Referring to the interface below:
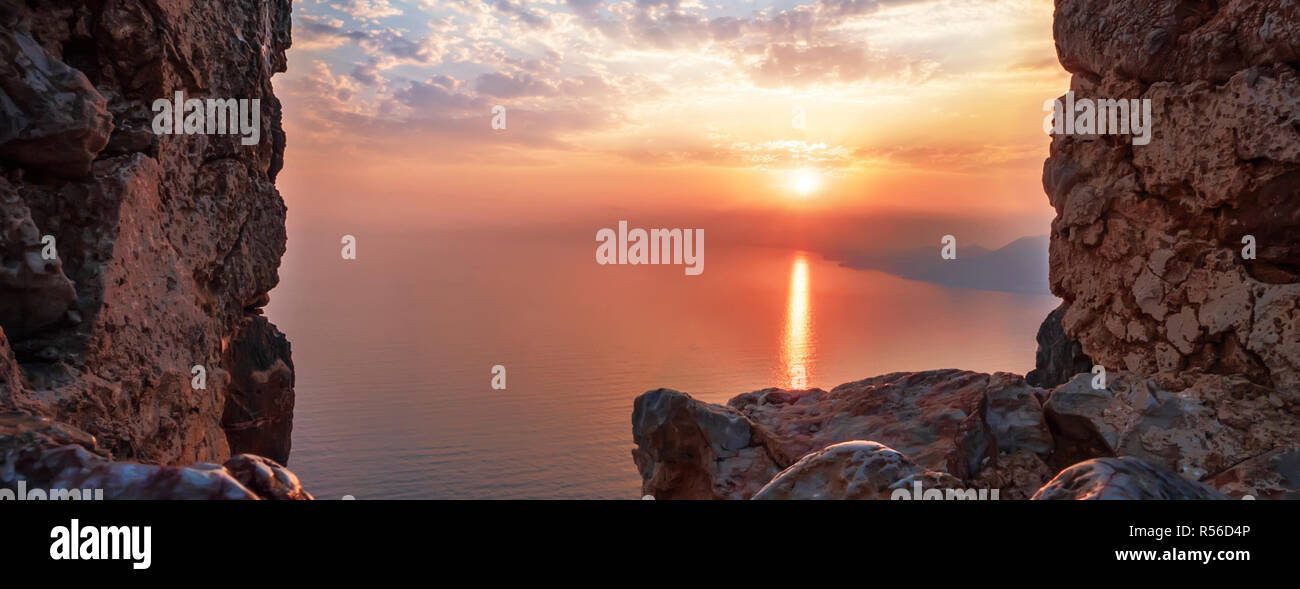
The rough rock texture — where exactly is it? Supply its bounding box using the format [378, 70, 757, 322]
[0, 1, 304, 497]
[1032, 457, 1228, 500]
[1047, 0, 1300, 396]
[1206, 445, 1300, 499]
[0, 412, 310, 499]
[221, 316, 294, 465]
[631, 388, 778, 500]
[732, 370, 1053, 474]
[1044, 371, 1299, 481]
[1040, 0, 1300, 498]
[752, 441, 966, 500]
[1026, 302, 1093, 388]
[632, 370, 1057, 499]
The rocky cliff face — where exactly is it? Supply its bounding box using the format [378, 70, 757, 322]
[1046, 0, 1300, 396]
[633, 0, 1298, 500]
[0, 0, 305, 499]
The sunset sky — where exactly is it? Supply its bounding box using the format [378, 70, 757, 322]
[275, 0, 1068, 250]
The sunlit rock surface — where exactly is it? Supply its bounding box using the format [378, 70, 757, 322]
[632, 388, 779, 500]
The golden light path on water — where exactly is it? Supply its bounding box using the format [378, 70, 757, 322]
[782, 253, 814, 388]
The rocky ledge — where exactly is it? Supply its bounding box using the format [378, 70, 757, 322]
[0, 0, 307, 498]
[632, 0, 1298, 500]
[632, 369, 1297, 500]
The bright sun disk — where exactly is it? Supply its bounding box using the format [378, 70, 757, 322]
[789, 168, 822, 196]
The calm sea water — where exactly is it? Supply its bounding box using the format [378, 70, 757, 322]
[266, 231, 1059, 499]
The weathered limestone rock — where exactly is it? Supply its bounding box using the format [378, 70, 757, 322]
[1037, 0, 1300, 500]
[1206, 445, 1300, 500]
[222, 316, 295, 464]
[752, 441, 964, 500]
[222, 453, 312, 500]
[1043, 371, 1299, 488]
[0, 1, 306, 498]
[948, 373, 1054, 484]
[969, 450, 1055, 501]
[0, 26, 112, 176]
[1027, 302, 1093, 388]
[0, 412, 310, 499]
[0, 329, 29, 411]
[1046, 0, 1300, 397]
[731, 370, 1053, 475]
[1032, 457, 1229, 500]
[633, 370, 1057, 499]
[0, 177, 77, 340]
[631, 388, 778, 500]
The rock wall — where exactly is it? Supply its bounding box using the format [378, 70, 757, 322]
[1045, 0, 1300, 395]
[0, 0, 300, 497]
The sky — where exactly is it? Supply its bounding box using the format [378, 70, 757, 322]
[273, 0, 1069, 251]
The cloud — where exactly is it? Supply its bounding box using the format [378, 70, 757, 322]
[339, 0, 404, 22]
[474, 71, 560, 98]
[749, 43, 938, 88]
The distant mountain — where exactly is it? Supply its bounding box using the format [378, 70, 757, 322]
[828, 235, 1050, 294]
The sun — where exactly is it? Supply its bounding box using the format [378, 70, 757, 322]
[788, 168, 822, 197]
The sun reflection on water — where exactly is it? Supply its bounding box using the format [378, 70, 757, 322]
[781, 253, 814, 388]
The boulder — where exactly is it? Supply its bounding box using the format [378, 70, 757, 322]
[753, 441, 965, 500]
[631, 388, 778, 500]
[731, 370, 1052, 475]
[1032, 457, 1229, 500]
[1043, 371, 1299, 490]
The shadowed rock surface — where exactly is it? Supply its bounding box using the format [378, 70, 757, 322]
[1026, 302, 1093, 388]
[0, 412, 310, 499]
[1032, 457, 1228, 500]
[0, 1, 305, 498]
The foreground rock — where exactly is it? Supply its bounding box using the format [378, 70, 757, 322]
[1044, 371, 1299, 483]
[1206, 445, 1300, 500]
[632, 370, 1057, 499]
[0, 1, 305, 497]
[0, 412, 310, 500]
[732, 370, 1053, 472]
[1032, 457, 1228, 500]
[631, 388, 778, 500]
[753, 441, 965, 500]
